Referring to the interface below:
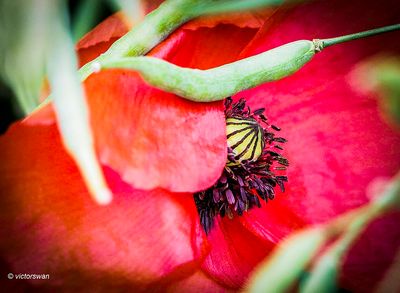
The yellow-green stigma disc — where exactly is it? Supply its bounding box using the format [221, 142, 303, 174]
[226, 117, 264, 165]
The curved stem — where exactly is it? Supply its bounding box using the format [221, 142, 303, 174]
[78, 0, 197, 81]
[79, 0, 284, 81]
[98, 40, 316, 102]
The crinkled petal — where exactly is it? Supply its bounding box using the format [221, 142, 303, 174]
[77, 13, 131, 66]
[180, 10, 273, 31]
[77, 9, 267, 66]
[153, 24, 260, 69]
[84, 70, 226, 192]
[77, 12, 130, 51]
[0, 123, 202, 290]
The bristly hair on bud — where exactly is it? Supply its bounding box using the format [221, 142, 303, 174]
[194, 98, 288, 234]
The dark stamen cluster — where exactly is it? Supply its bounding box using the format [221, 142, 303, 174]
[194, 98, 288, 234]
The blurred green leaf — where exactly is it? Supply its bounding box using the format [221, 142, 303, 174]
[46, 1, 112, 205]
[108, 0, 143, 23]
[0, 0, 111, 204]
[300, 250, 338, 293]
[0, 0, 50, 115]
[246, 228, 327, 293]
[72, 0, 105, 41]
[247, 174, 400, 293]
[190, 0, 284, 15]
[374, 60, 400, 125]
[351, 56, 400, 126]
[302, 175, 400, 293]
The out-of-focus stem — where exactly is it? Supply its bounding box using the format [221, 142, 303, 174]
[47, 1, 112, 205]
[301, 173, 400, 293]
[246, 172, 399, 293]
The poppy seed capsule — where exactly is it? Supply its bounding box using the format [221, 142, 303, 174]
[194, 98, 288, 234]
[226, 117, 265, 164]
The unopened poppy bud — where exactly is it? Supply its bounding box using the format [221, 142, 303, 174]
[98, 24, 400, 103]
[98, 40, 316, 102]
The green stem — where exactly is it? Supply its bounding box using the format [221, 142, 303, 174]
[301, 174, 400, 293]
[35, 0, 285, 110]
[98, 23, 400, 103]
[332, 174, 400, 244]
[38, 0, 202, 107]
[78, 0, 198, 81]
[314, 23, 400, 51]
[79, 0, 284, 81]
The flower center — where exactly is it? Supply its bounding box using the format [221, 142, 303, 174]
[194, 98, 288, 234]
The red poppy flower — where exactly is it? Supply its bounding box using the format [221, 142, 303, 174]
[1, 0, 400, 292]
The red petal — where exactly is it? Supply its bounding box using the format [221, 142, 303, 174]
[77, 13, 130, 50]
[180, 10, 272, 31]
[228, 0, 400, 289]
[166, 270, 233, 293]
[148, 11, 268, 64]
[84, 19, 260, 192]
[77, 10, 268, 67]
[151, 24, 260, 69]
[27, 13, 263, 193]
[84, 70, 226, 192]
[199, 217, 276, 288]
[0, 123, 202, 290]
[77, 13, 131, 66]
[143, 1, 272, 30]
[79, 39, 121, 68]
[234, 0, 400, 222]
[238, 200, 307, 243]
[27, 12, 264, 193]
